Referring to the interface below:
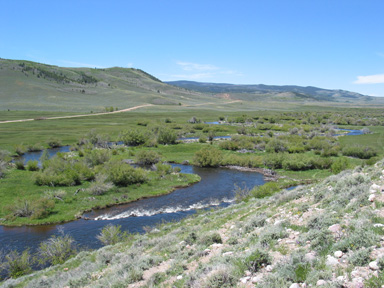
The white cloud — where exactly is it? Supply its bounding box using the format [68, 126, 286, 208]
[354, 74, 384, 84]
[58, 60, 104, 68]
[168, 73, 215, 80]
[177, 61, 219, 71]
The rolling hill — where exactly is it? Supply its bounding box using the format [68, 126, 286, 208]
[0, 59, 213, 112]
[166, 80, 384, 104]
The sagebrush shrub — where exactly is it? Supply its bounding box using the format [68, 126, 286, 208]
[38, 233, 77, 265]
[97, 224, 127, 245]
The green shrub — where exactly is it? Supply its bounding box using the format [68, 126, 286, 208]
[331, 157, 350, 174]
[97, 224, 128, 245]
[157, 128, 177, 144]
[199, 232, 222, 246]
[219, 140, 239, 151]
[154, 163, 173, 177]
[84, 149, 111, 167]
[194, 147, 222, 167]
[26, 160, 39, 171]
[265, 138, 288, 153]
[245, 249, 271, 272]
[7, 199, 34, 218]
[263, 153, 285, 169]
[342, 145, 378, 159]
[35, 157, 94, 186]
[251, 182, 280, 199]
[203, 268, 237, 288]
[30, 198, 55, 219]
[3, 249, 33, 278]
[87, 174, 114, 195]
[38, 233, 77, 265]
[135, 150, 161, 165]
[15, 160, 25, 170]
[14, 144, 27, 156]
[120, 129, 149, 146]
[0, 149, 11, 162]
[47, 138, 62, 148]
[107, 161, 148, 186]
[27, 143, 43, 152]
[199, 135, 207, 143]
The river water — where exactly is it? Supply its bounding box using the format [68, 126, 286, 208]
[1, 127, 363, 253]
[0, 164, 265, 253]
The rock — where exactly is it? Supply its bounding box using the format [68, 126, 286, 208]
[266, 265, 273, 272]
[289, 284, 301, 288]
[176, 275, 183, 280]
[369, 194, 376, 202]
[181, 160, 189, 165]
[369, 261, 379, 270]
[222, 251, 233, 256]
[211, 243, 223, 248]
[245, 270, 251, 276]
[317, 279, 327, 286]
[203, 248, 211, 255]
[274, 219, 283, 226]
[337, 276, 344, 282]
[328, 224, 341, 233]
[251, 275, 263, 283]
[240, 276, 250, 283]
[371, 184, 381, 192]
[334, 251, 343, 258]
[305, 252, 317, 262]
[326, 255, 339, 266]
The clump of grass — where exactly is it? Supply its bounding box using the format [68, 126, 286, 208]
[26, 160, 39, 171]
[199, 232, 222, 246]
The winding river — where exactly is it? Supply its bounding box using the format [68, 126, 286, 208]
[1, 127, 363, 254]
[0, 164, 265, 253]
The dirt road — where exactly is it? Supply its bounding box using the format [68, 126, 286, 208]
[0, 100, 242, 124]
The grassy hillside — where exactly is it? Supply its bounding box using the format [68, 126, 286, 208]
[0, 59, 216, 112]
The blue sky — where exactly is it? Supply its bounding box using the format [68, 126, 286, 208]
[1, 0, 384, 96]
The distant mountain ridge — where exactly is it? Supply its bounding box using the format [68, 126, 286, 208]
[166, 80, 375, 102]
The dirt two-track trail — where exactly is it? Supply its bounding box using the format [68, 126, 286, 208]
[0, 100, 242, 124]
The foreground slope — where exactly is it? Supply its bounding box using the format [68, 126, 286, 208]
[0, 59, 214, 112]
[3, 160, 384, 287]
